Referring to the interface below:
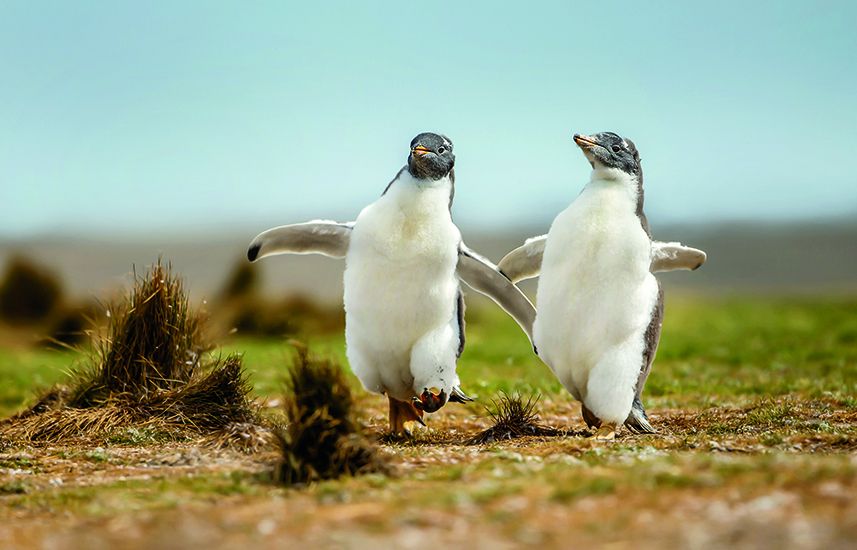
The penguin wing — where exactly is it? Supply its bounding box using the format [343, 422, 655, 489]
[497, 235, 547, 283]
[499, 236, 707, 279]
[457, 244, 536, 344]
[247, 220, 354, 262]
[651, 242, 707, 272]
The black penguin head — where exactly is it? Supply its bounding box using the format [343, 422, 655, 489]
[407, 133, 455, 180]
[573, 132, 641, 175]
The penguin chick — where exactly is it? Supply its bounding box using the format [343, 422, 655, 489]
[248, 133, 535, 435]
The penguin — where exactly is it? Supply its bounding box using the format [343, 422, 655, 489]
[498, 131, 707, 439]
[247, 132, 536, 435]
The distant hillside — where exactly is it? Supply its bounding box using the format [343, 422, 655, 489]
[1, 221, 855, 302]
[652, 220, 857, 293]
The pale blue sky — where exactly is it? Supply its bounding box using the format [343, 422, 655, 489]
[2, 1, 856, 237]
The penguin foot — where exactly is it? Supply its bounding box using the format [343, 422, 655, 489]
[413, 388, 448, 413]
[581, 404, 602, 430]
[388, 396, 426, 436]
[449, 386, 475, 403]
[624, 398, 657, 434]
[590, 423, 617, 441]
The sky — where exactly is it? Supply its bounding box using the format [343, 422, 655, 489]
[2, 1, 856, 238]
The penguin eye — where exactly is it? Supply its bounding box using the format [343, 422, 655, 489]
[437, 146, 446, 154]
[611, 144, 622, 153]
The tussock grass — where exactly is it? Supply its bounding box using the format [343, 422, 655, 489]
[71, 263, 207, 404]
[0, 255, 98, 348]
[226, 295, 345, 338]
[468, 392, 562, 445]
[219, 260, 259, 302]
[42, 303, 92, 348]
[275, 344, 388, 484]
[0, 261, 259, 444]
[215, 257, 344, 338]
[0, 256, 63, 324]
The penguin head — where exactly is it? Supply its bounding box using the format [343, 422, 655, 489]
[407, 132, 455, 180]
[573, 132, 641, 176]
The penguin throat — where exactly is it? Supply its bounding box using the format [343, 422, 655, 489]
[588, 168, 640, 204]
[591, 164, 636, 182]
[404, 172, 451, 191]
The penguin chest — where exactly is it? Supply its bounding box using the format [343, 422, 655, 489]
[343, 182, 461, 348]
[534, 183, 657, 377]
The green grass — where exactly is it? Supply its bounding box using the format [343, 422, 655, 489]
[650, 296, 857, 405]
[1, 295, 856, 547]
[224, 295, 857, 409]
[2, 296, 855, 417]
[0, 346, 78, 417]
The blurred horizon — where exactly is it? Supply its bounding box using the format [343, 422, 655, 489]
[2, 218, 856, 303]
[3, 1, 857, 238]
[1, 211, 856, 239]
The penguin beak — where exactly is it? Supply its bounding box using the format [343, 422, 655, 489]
[573, 134, 601, 150]
[411, 145, 431, 157]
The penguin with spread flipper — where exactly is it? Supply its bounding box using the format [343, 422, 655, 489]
[499, 131, 706, 438]
[249, 133, 535, 435]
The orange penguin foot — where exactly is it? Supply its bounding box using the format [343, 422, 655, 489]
[388, 396, 426, 436]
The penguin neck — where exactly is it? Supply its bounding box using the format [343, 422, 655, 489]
[587, 167, 639, 199]
[586, 166, 650, 236]
[385, 169, 454, 216]
[389, 169, 455, 212]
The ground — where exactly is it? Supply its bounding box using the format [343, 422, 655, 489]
[1, 295, 856, 549]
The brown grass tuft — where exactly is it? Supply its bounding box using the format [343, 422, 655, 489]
[0, 256, 63, 324]
[275, 344, 389, 484]
[213, 258, 344, 339]
[41, 303, 92, 348]
[219, 260, 259, 302]
[467, 392, 562, 445]
[227, 296, 345, 338]
[71, 263, 208, 405]
[0, 261, 260, 445]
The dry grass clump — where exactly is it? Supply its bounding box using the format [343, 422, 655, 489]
[275, 344, 388, 484]
[0, 256, 63, 324]
[468, 392, 562, 445]
[41, 304, 92, 347]
[0, 261, 259, 444]
[0, 255, 97, 347]
[69, 263, 208, 405]
[219, 260, 259, 302]
[230, 295, 345, 337]
[214, 258, 344, 338]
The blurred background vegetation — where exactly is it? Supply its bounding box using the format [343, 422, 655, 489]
[0, 237, 854, 419]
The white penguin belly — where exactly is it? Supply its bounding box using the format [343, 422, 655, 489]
[343, 177, 461, 400]
[533, 181, 658, 423]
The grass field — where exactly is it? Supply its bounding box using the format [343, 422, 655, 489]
[1, 295, 856, 549]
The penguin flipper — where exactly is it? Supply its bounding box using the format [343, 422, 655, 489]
[247, 220, 354, 262]
[499, 238, 707, 278]
[497, 235, 547, 283]
[457, 243, 536, 344]
[651, 241, 707, 272]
